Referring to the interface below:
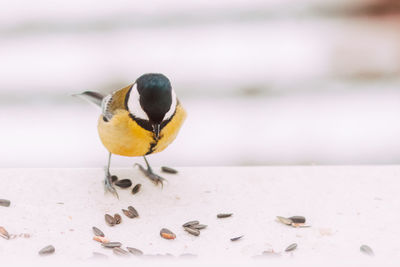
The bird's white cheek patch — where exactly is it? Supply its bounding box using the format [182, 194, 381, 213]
[127, 84, 149, 120]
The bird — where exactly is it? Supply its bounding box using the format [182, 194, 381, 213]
[75, 73, 186, 197]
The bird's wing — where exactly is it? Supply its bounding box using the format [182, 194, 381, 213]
[101, 84, 132, 121]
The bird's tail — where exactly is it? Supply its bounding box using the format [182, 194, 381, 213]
[72, 91, 105, 108]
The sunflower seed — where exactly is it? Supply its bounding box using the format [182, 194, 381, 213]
[190, 224, 208, 230]
[182, 220, 199, 227]
[92, 226, 105, 237]
[39, 245, 55, 255]
[92, 252, 108, 259]
[276, 216, 293, 225]
[0, 199, 10, 207]
[184, 227, 200, 236]
[115, 179, 132, 188]
[285, 243, 297, 252]
[111, 175, 118, 183]
[114, 213, 122, 224]
[161, 166, 178, 174]
[0, 226, 10, 240]
[105, 214, 116, 226]
[102, 242, 122, 248]
[131, 184, 142, 195]
[360, 245, 374, 256]
[288, 216, 306, 224]
[113, 247, 129, 256]
[217, 213, 232, 218]
[126, 247, 143, 256]
[230, 235, 244, 241]
[122, 209, 134, 218]
[160, 228, 176, 240]
[128, 206, 139, 217]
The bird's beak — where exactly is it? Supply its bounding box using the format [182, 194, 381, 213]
[152, 123, 161, 140]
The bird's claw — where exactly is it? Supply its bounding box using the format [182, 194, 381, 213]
[135, 163, 166, 188]
[104, 168, 119, 199]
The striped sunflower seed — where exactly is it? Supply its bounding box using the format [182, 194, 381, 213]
[115, 179, 132, 188]
[217, 213, 232, 218]
[160, 228, 176, 240]
[0, 199, 10, 207]
[114, 213, 122, 224]
[92, 226, 105, 237]
[102, 242, 122, 248]
[122, 209, 135, 218]
[230, 235, 244, 241]
[288, 216, 306, 223]
[190, 224, 207, 230]
[105, 214, 116, 226]
[128, 206, 139, 217]
[182, 220, 199, 227]
[161, 166, 178, 174]
[0, 226, 10, 240]
[131, 184, 142, 195]
[360, 245, 374, 256]
[184, 227, 200, 236]
[39, 245, 55, 255]
[126, 247, 143, 256]
[285, 243, 297, 252]
[113, 247, 129, 256]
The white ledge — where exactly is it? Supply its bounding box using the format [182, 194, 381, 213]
[0, 166, 399, 264]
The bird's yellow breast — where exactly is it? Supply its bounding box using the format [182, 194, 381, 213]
[97, 104, 186, 157]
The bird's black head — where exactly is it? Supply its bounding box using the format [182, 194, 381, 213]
[136, 73, 172, 124]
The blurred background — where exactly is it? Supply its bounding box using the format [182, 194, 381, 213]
[1, 0, 399, 167]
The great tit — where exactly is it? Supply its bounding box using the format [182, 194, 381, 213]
[76, 73, 186, 197]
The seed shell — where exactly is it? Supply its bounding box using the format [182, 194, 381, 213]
[128, 206, 139, 217]
[0, 226, 10, 240]
[161, 166, 178, 174]
[113, 247, 129, 256]
[39, 245, 55, 255]
[0, 199, 10, 207]
[131, 184, 142, 195]
[105, 214, 116, 226]
[217, 213, 232, 218]
[102, 242, 122, 248]
[288, 216, 306, 224]
[93, 236, 109, 243]
[92, 226, 105, 237]
[230, 235, 244, 241]
[160, 228, 176, 240]
[276, 216, 293, 225]
[115, 179, 132, 188]
[182, 220, 199, 227]
[184, 227, 200, 236]
[114, 213, 122, 224]
[285, 243, 297, 252]
[190, 224, 208, 230]
[126, 247, 143, 256]
[360, 245, 374, 256]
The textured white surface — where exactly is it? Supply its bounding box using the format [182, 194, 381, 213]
[0, 166, 399, 265]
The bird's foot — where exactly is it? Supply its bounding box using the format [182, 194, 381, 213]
[104, 168, 119, 199]
[135, 163, 166, 187]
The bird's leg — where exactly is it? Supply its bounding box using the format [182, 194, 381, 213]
[135, 156, 166, 187]
[104, 152, 119, 198]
